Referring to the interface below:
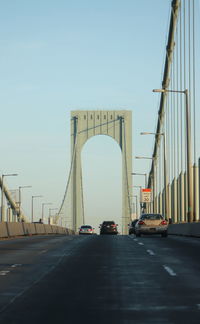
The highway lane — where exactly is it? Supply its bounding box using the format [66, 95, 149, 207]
[0, 234, 200, 323]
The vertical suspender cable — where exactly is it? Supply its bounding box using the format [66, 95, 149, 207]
[176, 27, 180, 175]
[80, 164, 85, 225]
[180, 1, 183, 171]
[183, 0, 187, 172]
[192, 0, 196, 164]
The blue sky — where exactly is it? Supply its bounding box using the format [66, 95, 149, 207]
[0, 0, 191, 230]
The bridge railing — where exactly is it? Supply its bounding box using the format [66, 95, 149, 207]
[0, 222, 75, 239]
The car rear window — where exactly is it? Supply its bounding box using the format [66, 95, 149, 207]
[140, 214, 163, 220]
[131, 220, 138, 225]
[81, 225, 92, 229]
[102, 221, 115, 225]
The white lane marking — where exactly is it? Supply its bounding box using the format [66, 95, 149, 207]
[133, 239, 138, 241]
[146, 249, 155, 256]
[11, 264, 22, 268]
[38, 250, 48, 255]
[138, 242, 144, 245]
[196, 304, 200, 310]
[163, 265, 177, 276]
[0, 271, 10, 276]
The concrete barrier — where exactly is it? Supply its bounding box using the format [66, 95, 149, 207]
[0, 222, 73, 239]
[0, 222, 9, 238]
[34, 223, 46, 234]
[44, 224, 53, 234]
[23, 223, 36, 235]
[168, 222, 200, 237]
[7, 222, 24, 237]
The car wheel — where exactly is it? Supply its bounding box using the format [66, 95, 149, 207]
[136, 232, 141, 237]
[161, 232, 168, 237]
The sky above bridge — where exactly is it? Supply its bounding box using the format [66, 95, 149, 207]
[0, 1, 199, 231]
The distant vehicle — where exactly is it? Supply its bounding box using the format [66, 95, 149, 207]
[33, 219, 43, 224]
[135, 213, 168, 237]
[100, 221, 118, 235]
[79, 225, 94, 235]
[128, 219, 138, 235]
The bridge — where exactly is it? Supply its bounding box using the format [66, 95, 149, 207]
[0, 1, 200, 323]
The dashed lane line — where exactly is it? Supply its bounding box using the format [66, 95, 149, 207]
[163, 265, 177, 276]
[146, 249, 155, 256]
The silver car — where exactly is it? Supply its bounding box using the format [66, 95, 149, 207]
[135, 213, 168, 237]
[79, 225, 94, 235]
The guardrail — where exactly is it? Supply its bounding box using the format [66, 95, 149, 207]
[168, 222, 200, 237]
[0, 222, 75, 239]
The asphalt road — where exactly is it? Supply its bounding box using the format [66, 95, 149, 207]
[0, 234, 200, 323]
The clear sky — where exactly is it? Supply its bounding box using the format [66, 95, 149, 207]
[0, 1, 198, 232]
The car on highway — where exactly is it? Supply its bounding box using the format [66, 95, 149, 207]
[135, 213, 168, 237]
[128, 219, 138, 235]
[79, 225, 94, 235]
[100, 221, 118, 235]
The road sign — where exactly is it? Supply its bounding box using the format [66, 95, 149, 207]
[141, 188, 152, 203]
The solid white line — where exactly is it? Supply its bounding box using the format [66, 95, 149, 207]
[11, 264, 22, 268]
[38, 250, 48, 255]
[0, 271, 10, 276]
[163, 265, 177, 276]
[146, 249, 155, 256]
[138, 242, 144, 245]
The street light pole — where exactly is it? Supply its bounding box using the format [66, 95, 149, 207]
[133, 195, 138, 218]
[48, 208, 58, 225]
[133, 186, 142, 215]
[31, 195, 43, 223]
[19, 186, 32, 220]
[153, 88, 193, 222]
[1, 173, 18, 222]
[140, 132, 168, 220]
[42, 203, 52, 223]
[131, 172, 147, 188]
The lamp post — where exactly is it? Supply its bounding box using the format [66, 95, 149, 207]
[1, 173, 18, 222]
[48, 208, 58, 225]
[133, 195, 138, 218]
[31, 195, 43, 223]
[153, 88, 193, 222]
[133, 186, 142, 215]
[19, 186, 32, 220]
[140, 132, 168, 220]
[131, 172, 147, 188]
[42, 203, 52, 223]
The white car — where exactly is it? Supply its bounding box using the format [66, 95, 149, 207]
[135, 213, 168, 237]
[79, 225, 94, 235]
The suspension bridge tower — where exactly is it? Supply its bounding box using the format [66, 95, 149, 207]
[71, 110, 132, 235]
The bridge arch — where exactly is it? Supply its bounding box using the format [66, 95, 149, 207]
[71, 110, 132, 235]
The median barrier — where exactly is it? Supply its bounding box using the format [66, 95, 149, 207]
[0, 222, 9, 238]
[34, 223, 46, 234]
[44, 224, 53, 234]
[168, 222, 200, 237]
[51, 225, 57, 233]
[23, 223, 36, 235]
[7, 222, 24, 237]
[0, 222, 72, 239]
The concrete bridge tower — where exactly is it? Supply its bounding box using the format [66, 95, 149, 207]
[71, 110, 132, 235]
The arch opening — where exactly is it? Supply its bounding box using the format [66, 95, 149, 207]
[81, 135, 122, 233]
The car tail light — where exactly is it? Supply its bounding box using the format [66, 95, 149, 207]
[138, 220, 145, 225]
[111, 224, 116, 227]
[160, 220, 168, 225]
[80, 229, 83, 231]
[88, 228, 92, 231]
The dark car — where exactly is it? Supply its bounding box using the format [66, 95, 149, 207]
[100, 221, 118, 235]
[128, 219, 138, 235]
